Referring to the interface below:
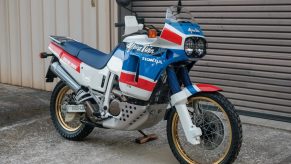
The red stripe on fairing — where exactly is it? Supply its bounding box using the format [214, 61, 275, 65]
[49, 42, 63, 56]
[119, 72, 156, 92]
[160, 28, 182, 45]
[196, 84, 222, 92]
[49, 42, 81, 73]
[61, 52, 81, 72]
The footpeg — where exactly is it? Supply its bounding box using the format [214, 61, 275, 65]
[80, 118, 106, 128]
[135, 130, 158, 144]
[93, 111, 101, 118]
[80, 119, 96, 128]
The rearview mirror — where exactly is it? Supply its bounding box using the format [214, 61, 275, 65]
[116, 0, 131, 7]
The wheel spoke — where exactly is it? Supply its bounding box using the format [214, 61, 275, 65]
[56, 86, 82, 131]
[171, 95, 237, 164]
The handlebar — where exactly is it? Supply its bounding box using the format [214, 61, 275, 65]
[115, 18, 144, 28]
[115, 22, 125, 27]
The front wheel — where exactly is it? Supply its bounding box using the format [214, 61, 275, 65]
[167, 92, 242, 164]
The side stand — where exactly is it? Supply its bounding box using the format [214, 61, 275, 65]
[135, 130, 158, 144]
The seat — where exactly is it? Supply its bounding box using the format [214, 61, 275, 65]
[59, 40, 113, 69]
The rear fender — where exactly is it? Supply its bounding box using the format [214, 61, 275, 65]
[45, 56, 59, 82]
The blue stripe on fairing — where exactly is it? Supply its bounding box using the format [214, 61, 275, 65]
[186, 85, 197, 95]
[167, 67, 181, 94]
[164, 19, 204, 36]
[112, 43, 126, 60]
[121, 48, 189, 80]
[112, 48, 125, 60]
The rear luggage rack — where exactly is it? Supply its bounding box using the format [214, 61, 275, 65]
[49, 35, 74, 44]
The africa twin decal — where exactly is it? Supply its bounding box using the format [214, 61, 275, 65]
[126, 43, 159, 55]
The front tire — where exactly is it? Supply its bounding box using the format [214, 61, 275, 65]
[50, 81, 94, 141]
[167, 92, 242, 164]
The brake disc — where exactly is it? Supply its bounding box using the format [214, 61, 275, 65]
[199, 111, 224, 150]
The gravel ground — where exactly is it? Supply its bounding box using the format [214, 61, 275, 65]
[0, 83, 291, 164]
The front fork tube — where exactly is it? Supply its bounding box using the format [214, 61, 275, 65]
[167, 67, 202, 145]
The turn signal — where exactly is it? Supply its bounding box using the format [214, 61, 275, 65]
[148, 29, 157, 38]
[39, 52, 53, 58]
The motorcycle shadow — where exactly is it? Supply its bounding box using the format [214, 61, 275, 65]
[80, 124, 177, 163]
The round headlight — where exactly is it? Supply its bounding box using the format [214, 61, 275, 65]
[184, 38, 195, 56]
[184, 37, 206, 58]
[194, 39, 206, 57]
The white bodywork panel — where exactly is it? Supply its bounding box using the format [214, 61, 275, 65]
[80, 63, 110, 92]
[124, 16, 144, 36]
[170, 86, 203, 145]
[107, 56, 123, 76]
[123, 35, 157, 45]
[123, 34, 183, 50]
[49, 48, 110, 93]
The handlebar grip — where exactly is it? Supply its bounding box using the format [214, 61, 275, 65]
[115, 23, 125, 27]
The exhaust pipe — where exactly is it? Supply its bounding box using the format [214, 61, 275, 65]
[50, 62, 102, 122]
[50, 62, 81, 92]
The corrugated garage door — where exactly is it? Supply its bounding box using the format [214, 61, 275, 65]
[131, 0, 291, 116]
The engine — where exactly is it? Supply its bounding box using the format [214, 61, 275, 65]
[108, 99, 121, 116]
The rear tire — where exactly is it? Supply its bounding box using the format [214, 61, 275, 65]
[50, 81, 94, 141]
[167, 92, 242, 164]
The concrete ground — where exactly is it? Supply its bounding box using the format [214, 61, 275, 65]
[0, 83, 291, 164]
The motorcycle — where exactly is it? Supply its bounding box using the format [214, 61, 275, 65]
[41, 0, 242, 163]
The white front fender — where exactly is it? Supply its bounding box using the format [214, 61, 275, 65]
[171, 84, 222, 106]
[170, 85, 203, 145]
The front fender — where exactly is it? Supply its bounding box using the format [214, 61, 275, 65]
[171, 84, 222, 106]
[164, 84, 221, 120]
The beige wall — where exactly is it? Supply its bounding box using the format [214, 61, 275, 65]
[0, 0, 118, 91]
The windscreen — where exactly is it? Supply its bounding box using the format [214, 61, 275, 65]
[166, 6, 195, 23]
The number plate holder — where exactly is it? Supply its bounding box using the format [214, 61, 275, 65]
[66, 104, 86, 113]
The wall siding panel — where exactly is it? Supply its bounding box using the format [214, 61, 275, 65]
[110, 0, 119, 48]
[31, 0, 45, 89]
[56, 0, 69, 36]
[19, 0, 33, 88]
[69, 0, 82, 41]
[132, 0, 291, 114]
[0, 0, 11, 84]
[8, 0, 22, 86]
[82, 0, 97, 48]
[43, 0, 57, 91]
[97, 0, 111, 53]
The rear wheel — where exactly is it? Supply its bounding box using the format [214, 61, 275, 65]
[167, 92, 242, 164]
[50, 81, 94, 140]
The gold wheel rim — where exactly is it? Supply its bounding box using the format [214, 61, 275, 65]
[172, 96, 232, 164]
[55, 86, 82, 132]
